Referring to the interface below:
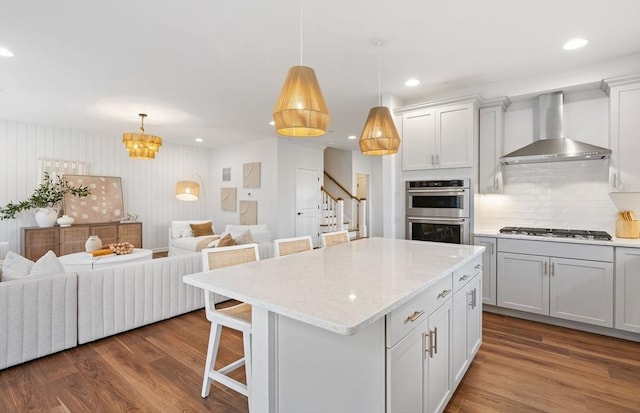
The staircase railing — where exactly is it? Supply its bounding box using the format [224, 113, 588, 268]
[323, 172, 367, 238]
[321, 187, 346, 233]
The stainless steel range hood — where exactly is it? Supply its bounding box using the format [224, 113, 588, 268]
[500, 91, 611, 165]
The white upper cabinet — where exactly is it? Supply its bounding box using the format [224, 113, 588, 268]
[478, 98, 510, 194]
[398, 97, 479, 171]
[602, 74, 640, 192]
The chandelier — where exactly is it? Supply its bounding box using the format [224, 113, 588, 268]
[122, 113, 162, 160]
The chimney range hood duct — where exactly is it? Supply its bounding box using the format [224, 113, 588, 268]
[500, 91, 611, 165]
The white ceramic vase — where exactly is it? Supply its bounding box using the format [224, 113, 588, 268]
[34, 207, 58, 227]
[85, 235, 103, 252]
[56, 215, 75, 227]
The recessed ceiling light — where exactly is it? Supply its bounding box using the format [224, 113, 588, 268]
[195, 138, 203, 143]
[405, 78, 420, 87]
[269, 120, 275, 126]
[348, 135, 357, 140]
[563, 38, 588, 50]
[0, 47, 15, 57]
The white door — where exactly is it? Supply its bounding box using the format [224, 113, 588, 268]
[475, 236, 497, 305]
[295, 168, 320, 244]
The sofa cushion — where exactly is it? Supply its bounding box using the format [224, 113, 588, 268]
[1, 251, 34, 282]
[30, 250, 65, 276]
[216, 233, 236, 247]
[234, 229, 254, 245]
[190, 221, 215, 237]
[171, 220, 215, 239]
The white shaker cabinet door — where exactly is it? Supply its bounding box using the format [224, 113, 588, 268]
[386, 318, 425, 413]
[402, 109, 436, 170]
[475, 236, 497, 305]
[436, 104, 474, 169]
[608, 81, 640, 191]
[497, 252, 549, 315]
[425, 300, 453, 413]
[615, 248, 640, 333]
[549, 257, 614, 327]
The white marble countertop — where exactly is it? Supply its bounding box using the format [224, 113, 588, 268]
[475, 229, 640, 248]
[183, 237, 484, 336]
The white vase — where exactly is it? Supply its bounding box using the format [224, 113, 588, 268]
[85, 235, 103, 252]
[56, 215, 75, 227]
[34, 207, 58, 227]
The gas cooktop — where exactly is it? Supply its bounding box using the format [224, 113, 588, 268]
[499, 226, 612, 241]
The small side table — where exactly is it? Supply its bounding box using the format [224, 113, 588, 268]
[59, 248, 153, 273]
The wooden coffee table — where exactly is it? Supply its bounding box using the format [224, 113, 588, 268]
[59, 248, 153, 272]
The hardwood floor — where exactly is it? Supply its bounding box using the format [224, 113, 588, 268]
[1, 311, 638, 412]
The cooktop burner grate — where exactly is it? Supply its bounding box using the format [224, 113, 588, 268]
[499, 226, 612, 240]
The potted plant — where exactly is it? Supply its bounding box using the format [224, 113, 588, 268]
[0, 172, 91, 227]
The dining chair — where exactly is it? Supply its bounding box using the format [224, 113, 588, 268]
[321, 230, 351, 248]
[273, 235, 313, 257]
[200, 243, 260, 407]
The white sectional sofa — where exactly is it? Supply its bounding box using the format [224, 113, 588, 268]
[77, 253, 204, 344]
[0, 272, 77, 370]
[0, 252, 208, 370]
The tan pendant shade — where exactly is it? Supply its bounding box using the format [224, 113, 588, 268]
[359, 106, 401, 155]
[122, 114, 162, 160]
[175, 180, 200, 201]
[273, 66, 330, 137]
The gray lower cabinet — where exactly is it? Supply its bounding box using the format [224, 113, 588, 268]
[497, 238, 614, 328]
[615, 247, 640, 333]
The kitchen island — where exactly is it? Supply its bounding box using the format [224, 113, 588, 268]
[183, 237, 485, 413]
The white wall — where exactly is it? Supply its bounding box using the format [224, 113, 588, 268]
[0, 119, 213, 253]
[209, 137, 278, 236]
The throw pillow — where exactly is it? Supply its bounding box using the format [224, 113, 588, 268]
[234, 229, 254, 245]
[216, 233, 236, 247]
[190, 221, 214, 237]
[30, 250, 66, 276]
[1, 251, 35, 282]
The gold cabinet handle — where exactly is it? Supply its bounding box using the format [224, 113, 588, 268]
[405, 310, 425, 323]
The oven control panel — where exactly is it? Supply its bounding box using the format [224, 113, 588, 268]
[407, 179, 469, 189]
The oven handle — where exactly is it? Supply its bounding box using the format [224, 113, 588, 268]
[407, 189, 467, 194]
[407, 217, 467, 223]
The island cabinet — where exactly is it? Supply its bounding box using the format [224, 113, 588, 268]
[182, 238, 485, 413]
[399, 98, 479, 171]
[386, 273, 454, 413]
[497, 239, 614, 327]
[602, 75, 640, 192]
[474, 236, 497, 305]
[615, 247, 640, 333]
[451, 258, 482, 387]
[22, 222, 142, 261]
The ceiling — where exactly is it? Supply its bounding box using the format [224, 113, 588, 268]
[1, 0, 639, 152]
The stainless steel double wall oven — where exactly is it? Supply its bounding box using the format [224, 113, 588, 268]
[406, 179, 472, 244]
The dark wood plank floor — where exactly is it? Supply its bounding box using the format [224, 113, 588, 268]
[1, 311, 638, 412]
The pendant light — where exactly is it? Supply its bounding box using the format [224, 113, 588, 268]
[359, 44, 400, 156]
[272, 4, 329, 137]
[122, 114, 162, 160]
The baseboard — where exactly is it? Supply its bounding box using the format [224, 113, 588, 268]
[483, 305, 640, 343]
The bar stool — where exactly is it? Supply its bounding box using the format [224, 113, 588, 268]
[200, 243, 260, 408]
[273, 235, 313, 257]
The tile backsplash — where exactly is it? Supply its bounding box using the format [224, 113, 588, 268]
[474, 159, 638, 234]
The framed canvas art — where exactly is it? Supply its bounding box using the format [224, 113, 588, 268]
[62, 175, 124, 223]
